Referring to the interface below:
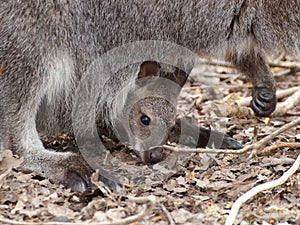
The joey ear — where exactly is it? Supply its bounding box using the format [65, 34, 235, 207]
[138, 61, 161, 79]
[174, 68, 189, 87]
[162, 67, 189, 87]
[167, 57, 192, 87]
[137, 60, 189, 87]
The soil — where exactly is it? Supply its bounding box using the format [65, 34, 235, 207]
[0, 55, 299, 225]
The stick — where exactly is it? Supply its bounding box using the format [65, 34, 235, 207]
[161, 204, 175, 225]
[269, 61, 300, 69]
[273, 68, 295, 77]
[273, 87, 300, 116]
[225, 153, 300, 225]
[196, 57, 300, 69]
[157, 117, 300, 155]
[0, 168, 12, 185]
[0, 61, 6, 76]
[235, 87, 299, 107]
[259, 142, 300, 155]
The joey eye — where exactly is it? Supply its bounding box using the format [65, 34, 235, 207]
[140, 114, 151, 126]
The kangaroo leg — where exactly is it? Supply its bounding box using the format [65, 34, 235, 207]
[227, 46, 276, 117]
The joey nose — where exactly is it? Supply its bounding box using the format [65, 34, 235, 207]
[142, 148, 163, 164]
[149, 148, 163, 163]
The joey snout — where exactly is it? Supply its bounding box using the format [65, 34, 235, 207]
[137, 147, 164, 164]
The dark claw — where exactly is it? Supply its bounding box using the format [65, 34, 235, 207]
[65, 167, 123, 193]
[251, 87, 276, 117]
[64, 172, 90, 193]
[97, 169, 123, 193]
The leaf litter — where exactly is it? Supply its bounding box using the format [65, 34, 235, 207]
[0, 55, 299, 225]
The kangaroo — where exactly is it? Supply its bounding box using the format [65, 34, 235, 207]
[0, 1, 298, 192]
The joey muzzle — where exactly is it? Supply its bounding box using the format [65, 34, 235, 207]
[139, 147, 164, 164]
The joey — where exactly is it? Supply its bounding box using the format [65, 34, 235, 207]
[107, 61, 188, 165]
[1, 1, 298, 192]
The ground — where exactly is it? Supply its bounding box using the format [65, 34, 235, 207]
[0, 54, 299, 225]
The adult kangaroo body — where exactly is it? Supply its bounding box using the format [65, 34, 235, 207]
[0, 0, 298, 192]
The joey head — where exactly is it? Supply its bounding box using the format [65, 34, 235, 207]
[106, 61, 189, 164]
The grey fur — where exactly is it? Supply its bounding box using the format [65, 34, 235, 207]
[0, 0, 299, 192]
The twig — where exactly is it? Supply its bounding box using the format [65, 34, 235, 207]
[0, 61, 6, 76]
[0, 196, 156, 225]
[259, 142, 300, 155]
[235, 87, 299, 107]
[0, 168, 12, 185]
[269, 60, 300, 69]
[191, 70, 240, 78]
[225, 153, 300, 225]
[157, 117, 300, 155]
[273, 68, 297, 77]
[275, 68, 292, 77]
[196, 57, 300, 69]
[196, 58, 233, 68]
[273, 87, 300, 116]
[160, 204, 175, 225]
[286, 112, 300, 116]
[91, 170, 115, 199]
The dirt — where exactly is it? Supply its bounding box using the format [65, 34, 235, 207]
[0, 55, 299, 225]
